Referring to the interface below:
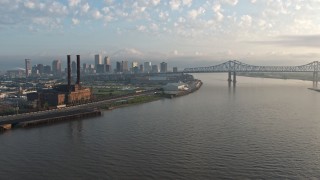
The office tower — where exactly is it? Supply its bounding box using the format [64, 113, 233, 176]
[72, 61, 77, 74]
[173, 67, 178, 73]
[139, 64, 144, 73]
[52, 60, 62, 76]
[116, 61, 121, 72]
[122, 61, 128, 72]
[104, 56, 110, 65]
[37, 64, 44, 75]
[43, 65, 51, 74]
[25, 59, 31, 77]
[152, 65, 158, 73]
[95, 54, 102, 68]
[132, 61, 138, 68]
[105, 64, 111, 73]
[144, 62, 151, 73]
[160, 62, 167, 73]
[96, 64, 106, 74]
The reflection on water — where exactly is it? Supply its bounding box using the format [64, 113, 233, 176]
[1, 74, 320, 179]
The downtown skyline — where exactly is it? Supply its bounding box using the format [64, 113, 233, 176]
[1, 0, 320, 70]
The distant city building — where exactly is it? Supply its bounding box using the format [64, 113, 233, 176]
[116, 61, 121, 72]
[96, 64, 106, 74]
[7, 68, 25, 78]
[105, 64, 111, 73]
[37, 64, 44, 75]
[104, 56, 110, 65]
[121, 61, 129, 72]
[52, 60, 62, 76]
[71, 61, 77, 74]
[173, 67, 178, 73]
[31, 65, 39, 76]
[131, 61, 138, 73]
[95, 54, 102, 68]
[139, 64, 144, 73]
[43, 65, 51, 74]
[160, 62, 167, 73]
[25, 59, 31, 78]
[152, 65, 158, 73]
[144, 62, 152, 73]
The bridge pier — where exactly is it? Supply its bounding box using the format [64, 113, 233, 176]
[233, 72, 236, 85]
[313, 71, 318, 88]
[228, 71, 232, 82]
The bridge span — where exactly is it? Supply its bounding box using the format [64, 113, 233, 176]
[183, 60, 320, 87]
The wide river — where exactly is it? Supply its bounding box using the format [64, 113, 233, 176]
[1, 74, 320, 179]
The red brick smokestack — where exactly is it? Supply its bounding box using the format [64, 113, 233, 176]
[67, 55, 71, 92]
[76, 55, 80, 85]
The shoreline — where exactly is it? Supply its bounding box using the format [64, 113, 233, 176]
[1, 80, 203, 132]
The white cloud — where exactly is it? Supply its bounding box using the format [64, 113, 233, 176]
[102, 7, 110, 14]
[48, 2, 68, 15]
[169, 0, 181, 10]
[222, 0, 238, 6]
[152, 0, 161, 6]
[159, 11, 169, 21]
[212, 3, 221, 13]
[72, 18, 80, 25]
[137, 25, 147, 32]
[182, 0, 192, 7]
[93, 10, 102, 19]
[150, 23, 159, 31]
[81, 3, 90, 13]
[69, 0, 81, 7]
[239, 15, 252, 27]
[24, 1, 35, 9]
[173, 50, 179, 55]
[188, 7, 205, 20]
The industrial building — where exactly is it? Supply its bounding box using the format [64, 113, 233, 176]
[27, 55, 92, 108]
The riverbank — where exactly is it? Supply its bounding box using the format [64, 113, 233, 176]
[0, 79, 203, 132]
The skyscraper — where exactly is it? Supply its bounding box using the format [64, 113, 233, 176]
[72, 61, 77, 74]
[95, 54, 102, 69]
[160, 62, 167, 73]
[104, 56, 110, 65]
[52, 60, 61, 76]
[144, 62, 151, 73]
[25, 59, 31, 78]
[152, 65, 158, 73]
[122, 61, 129, 72]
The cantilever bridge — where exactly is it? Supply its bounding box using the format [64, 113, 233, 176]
[183, 60, 320, 87]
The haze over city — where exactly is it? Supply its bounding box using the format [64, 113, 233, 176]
[1, 0, 320, 70]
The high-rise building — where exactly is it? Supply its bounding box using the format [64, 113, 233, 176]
[132, 61, 138, 68]
[152, 65, 158, 73]
[96, 64, 106, 74]
[173, 67, 178, 73]
[104, 56, 110, 65]
[95, 54, 102, 68]
[37, 64, 44, 75]
[52, 60, 62, 76]
[25, 59, 31, 77]
[43, 65, 51, 74]
[116, 61, 121, 72]
[144, 62, 151, 73]
[122, 61, 129, 72]
[160, 62, 167, 73]
[72, 61, 77, 74]
[139, 64, 144, 73]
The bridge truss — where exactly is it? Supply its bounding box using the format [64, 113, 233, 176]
[183, 60, 320, 87]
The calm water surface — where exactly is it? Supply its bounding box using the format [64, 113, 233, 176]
[1, 74, 320, 179]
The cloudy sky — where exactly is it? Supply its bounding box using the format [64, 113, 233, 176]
[1, 0, 320, 69]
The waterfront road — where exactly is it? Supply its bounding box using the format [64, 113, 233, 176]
[0, 91, 157, 126]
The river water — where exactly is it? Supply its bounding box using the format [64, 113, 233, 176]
[1, 73, 320, 179]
